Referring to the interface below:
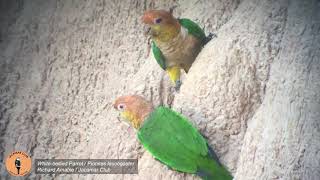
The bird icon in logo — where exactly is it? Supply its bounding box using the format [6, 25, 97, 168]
[15, 157, 21, 174]
[5, 151, 32, 176]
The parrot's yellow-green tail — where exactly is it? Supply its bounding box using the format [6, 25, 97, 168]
[166, 66, 181, 84]
[166, 66, 182, 90]
[196, 156, 233, 180]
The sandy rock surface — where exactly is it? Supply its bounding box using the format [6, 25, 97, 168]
[0, 0, 319, 179]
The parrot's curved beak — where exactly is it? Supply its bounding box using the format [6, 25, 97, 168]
[143, 26, 152, 37]
[116, 116, 122, 123]
[142, 12, 153, 37]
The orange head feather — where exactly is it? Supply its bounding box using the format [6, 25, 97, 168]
[142, 10, 177, 25]
[142, 10, 180, 42]
[114, 95, 153, 129]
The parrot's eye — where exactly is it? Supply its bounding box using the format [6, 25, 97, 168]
[117, 104, 126, 111]
[154, 18, 162, 24]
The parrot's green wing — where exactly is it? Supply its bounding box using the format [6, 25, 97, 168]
[138, 106, 207, 173]
[178, 18, 206, 44]
[137, 106, 233, 180]
[151, 41, 166, 70]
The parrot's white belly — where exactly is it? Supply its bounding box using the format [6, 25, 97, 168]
[156, 27, 202, 71]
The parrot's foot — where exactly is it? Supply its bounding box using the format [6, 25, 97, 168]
[174, 80, 182, 91]
[204, 33, 217, 45]
[169, 5, 178, 14]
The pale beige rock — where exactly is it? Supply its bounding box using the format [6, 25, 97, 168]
[0, 0, 319, 180]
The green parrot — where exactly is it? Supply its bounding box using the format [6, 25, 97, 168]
[142, 9, 213, 90]
[114, 95, 232, 180]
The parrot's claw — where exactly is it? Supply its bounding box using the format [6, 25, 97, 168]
[175, 80, 182, 91]
[169, 5, 178, 14]
[208, 32, 217, 38]
[204, 33, 217, 45]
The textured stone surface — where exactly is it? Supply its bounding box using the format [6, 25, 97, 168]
[0, 0, 319, 179]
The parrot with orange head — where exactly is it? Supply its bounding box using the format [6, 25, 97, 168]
[142, 9, 213, 90]
[114, 95, 232, 180]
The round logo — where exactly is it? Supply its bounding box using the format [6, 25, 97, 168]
[5, 151, 32, 176]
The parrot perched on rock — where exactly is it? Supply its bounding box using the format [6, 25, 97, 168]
[142, 9, 213, 90]
[114, 95, 232, 180]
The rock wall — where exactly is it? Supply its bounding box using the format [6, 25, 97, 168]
[0, 0, 319, 179]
